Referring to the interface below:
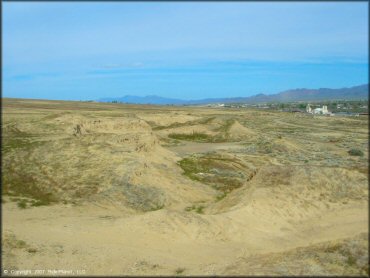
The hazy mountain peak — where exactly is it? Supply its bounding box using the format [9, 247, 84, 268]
[99, 84, 368, 105]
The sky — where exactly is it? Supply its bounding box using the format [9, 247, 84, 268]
[3, 2, 369, 100]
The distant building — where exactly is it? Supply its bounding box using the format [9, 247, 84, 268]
[307, 104, 331, 115]
[306, 104, 312, 113]
[313, 107, 322, 114]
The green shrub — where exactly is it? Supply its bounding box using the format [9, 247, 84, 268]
[348, 149, 364, 156]
[195, 205, 205, 214]
[185, 205, 195, 212]
[175, 268, 185, 275]
[185, 205, 205, 214]
[17, 200, 27, 209]
[15, 240, 27, 248]
[216, 192, 227, 201]
[30, 200, 51, 207]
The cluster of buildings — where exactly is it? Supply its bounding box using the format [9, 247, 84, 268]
[306, 104, 332, 115]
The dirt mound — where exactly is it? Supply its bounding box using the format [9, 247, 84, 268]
[2, 113, 216, 210]
[222, 232, 368, 276]
[138, 113, 200, 127]
[228, 121, 257, 140]
[208, 164, 368, 217]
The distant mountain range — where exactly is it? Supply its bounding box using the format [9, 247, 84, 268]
[98, 84, 368, 105]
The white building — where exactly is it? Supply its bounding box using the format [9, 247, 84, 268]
[306, 104, 312, 113]
[313, 105, 330, 115]
[313, 107, 323, 114]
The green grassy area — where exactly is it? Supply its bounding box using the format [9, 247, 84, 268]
[168, 132, 213, 142]
[167, 131, 235, 143]
[2, 137, 44, 154]
[178, 154, 246, 193]
[2, 124, 44, 154]
[163, 118, 241, 143]
[2, 155, 58, 207]
[348, 148, 364, 156]
[2, 125, 58, 206]
[185, 205, 205, 214]
[2, 167, 58, 206]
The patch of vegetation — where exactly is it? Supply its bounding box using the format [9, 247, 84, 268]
[153, 122, 189, 131]
[30, 199, 51, 207]
[346, 254, 357, 266]
[150, 204, 165, 211]
[166, 118, 239, 143]
[168, 132, 212, 142]
[178, 154, 247, 193]
[195, 205, 205, 214]
[2, 126, 43, 154]
[185, 205, 205, 214]
[256, 138, 273, 154]
[216, 192, 228, 201]
[348, 148, 364, 156]
[174, 268, 186, 275]
[12, 196, 53, 208]
[15, 239, 27, 249]
[160, 137, 182, 147]
[244, 136, 288, 155]
[2, 160, 58, 206]
[17, 200, 28, 209]
[2, 137, 43, 154]
[2, 131, 55, 206]
[121, 182, 166, 212]
[27, 248, 38, 254]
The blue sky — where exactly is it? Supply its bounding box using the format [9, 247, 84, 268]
[3, 2, 369, 100]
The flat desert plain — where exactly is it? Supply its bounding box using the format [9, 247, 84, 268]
[2, 98, 368, 276]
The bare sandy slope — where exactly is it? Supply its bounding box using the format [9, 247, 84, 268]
[3, 199, 367, 275]
[2, 99, 368, 276]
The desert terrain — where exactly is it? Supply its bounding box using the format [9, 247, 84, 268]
[2, 98, 368, 276]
